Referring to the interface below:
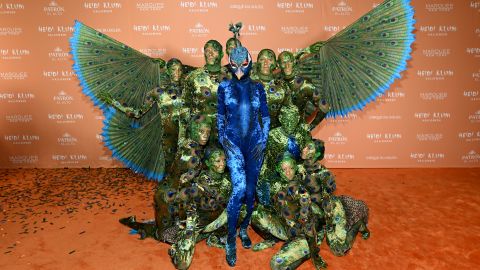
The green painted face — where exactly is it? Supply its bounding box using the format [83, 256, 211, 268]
[276, 156, 297, 181]
[206, 150, 226, 174]
[204, 40, 223, 71]
[257, 49, 276, 76]
[301, 141, 316, 160]
[279, 105, 300, 134]
[278, 51, 294, 77]
[189, 115, 212, 145]
[167, 62, 183, 82]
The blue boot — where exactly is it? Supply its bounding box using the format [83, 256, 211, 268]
[239, 227, 252, 249]
[225, 238, 237, 267]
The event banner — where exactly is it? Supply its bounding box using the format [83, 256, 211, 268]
[0, 0, 479, 168]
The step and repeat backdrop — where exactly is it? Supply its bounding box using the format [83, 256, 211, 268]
[0, 0, 479, 168]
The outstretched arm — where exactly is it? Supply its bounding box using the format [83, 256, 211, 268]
[100, 89, 160, 119]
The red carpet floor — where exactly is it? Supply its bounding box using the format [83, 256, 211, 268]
[0, 168, 479, 270]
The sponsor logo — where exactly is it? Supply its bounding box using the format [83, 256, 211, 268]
[52, 154, 88, 164]
[469, 110, 480, 123]
[368, 115, 402, 120]
[332, 0, 352, 15]
[0, 92, 35, 103]
[0, 2, 24, 15]
[280, 26, 309, 35]
[179, 1, 218, 13]
[43, 0, 64, 15]
[242, 24, 267, 36]
[327, 132, 347, 145]
[464, 90, 480, 101]
[0, 48, 30, 60]
[425, 3, 454, 12]
[229, 3, 263, 9]
[418, 25, 457, 37]
[365, 155, 398, 161]
[48, 47, 69, 61]
[466, 48, 480, 58]
[139, 48, 167, 57]
[43, 70, 75, 81]
[473, 70, 480, 82]
[461, 150, 480, 164]
[366, 133, 402, 143]
[95, 27, 121, 33]
[4, 135, 40, 145]
[419, 92, 448, 101]
[422, 49, 451, 57]
[416, 133, 443, 141]
[414, 112, 451, 122]
[277, 1, 314, 13]
[83, 1, 122, 13]
[37, 25, 74, 37]
[324, 153, 355, 164]
[0, 72, 28, 80]
[189, 23, 209, 38]
[0, 27, 22, 36]
[133, 24, 171, 36]
[99, 155, 113, 161]
[58, 133, 78, 146]
[182, 47, 203, 58]
[416, 69, 454, 80]
[53, 91, 74, 104]
[9, 155, 38, 164]
[48, 113, 84, 124]
[329, 113, 358, 123]
[378, 88, 405, 102]
[324, 25, 345, 33]
[5, 114, 32, 123]
[136, 2, 165, 11]
[458, 131, 480, 142]
[471, 1, 480, 11]
[410, 152, 445, 163]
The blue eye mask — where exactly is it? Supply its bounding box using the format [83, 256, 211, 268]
[229, 46, 252, 77]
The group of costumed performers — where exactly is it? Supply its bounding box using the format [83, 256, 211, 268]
[69, 0, 415, 269]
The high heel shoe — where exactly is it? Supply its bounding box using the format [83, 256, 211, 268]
[225, 239, 237, 266]
[239, 227, 252, 249]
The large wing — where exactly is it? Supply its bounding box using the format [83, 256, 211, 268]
[296, 0, 415, 117]
[69, 20, 167, 111]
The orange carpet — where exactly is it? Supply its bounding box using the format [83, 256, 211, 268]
[0, 168, 479, 270]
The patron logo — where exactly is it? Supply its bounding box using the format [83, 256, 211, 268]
[133, 24, 171, 36]
[52, 154, 88, 164]
[277, 1, 314, 13]
[5, 114, 32, 123]
[366, 133, 402, 143]
[4, 134, 40, 145]
[9, 155, 38, 165]
[189, 23, 209, 38]
[43, 1, 64, 16]
[419, 92, 448, 101]
[458, 131, 480, 143]
[48, 113, 84, 124]
[58, 133, 78, 146]
[365, 155, 398, 161]
[472, 70, 480, 82]
[327, 132, 347, 145]
[466, 48, 480, 58]
[0, 27, 22, 36]
[0, 92, 35, 103]
[0, 72, 28, 80]
[461, 150, 480, 164]
[425, 3, 454, 12]
[416, 133, 443, 141]
[83, 1, 122, 13]
[37, 25, 74, 37]
[464, 90, 479, 101]
[182, 47, 203, 58]
[378, 88, 405, 102]
[242, 24, 267, 36]
[53, 91, 74, 104]
[331, 0, 352, 16]
[179, 1, 218, 13]
[410, 152, 445, 163]
[471, 1, 480, 11]
[418, 25, 457, 37]
[136, 2, 165, 11]
[229, 3, 263, 9]
[48, 47, 69, 61]
[329, 113, 358, 123]
[280, 26, 309, 35]
[416, 69, 454, 80]
[414, 112, 451, 122]
[368, 115, 402, 120]
[0, 48, 30, 60]
[469, 110, 480, 123]
[43, 70, 75, 81]
[422, 49, 451, 57]
[139, 48, 167, 58]
[0, 2, 24, 15]
[324, 153, 355, 164]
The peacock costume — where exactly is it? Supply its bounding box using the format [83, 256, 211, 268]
[69, 0, 415, 269]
